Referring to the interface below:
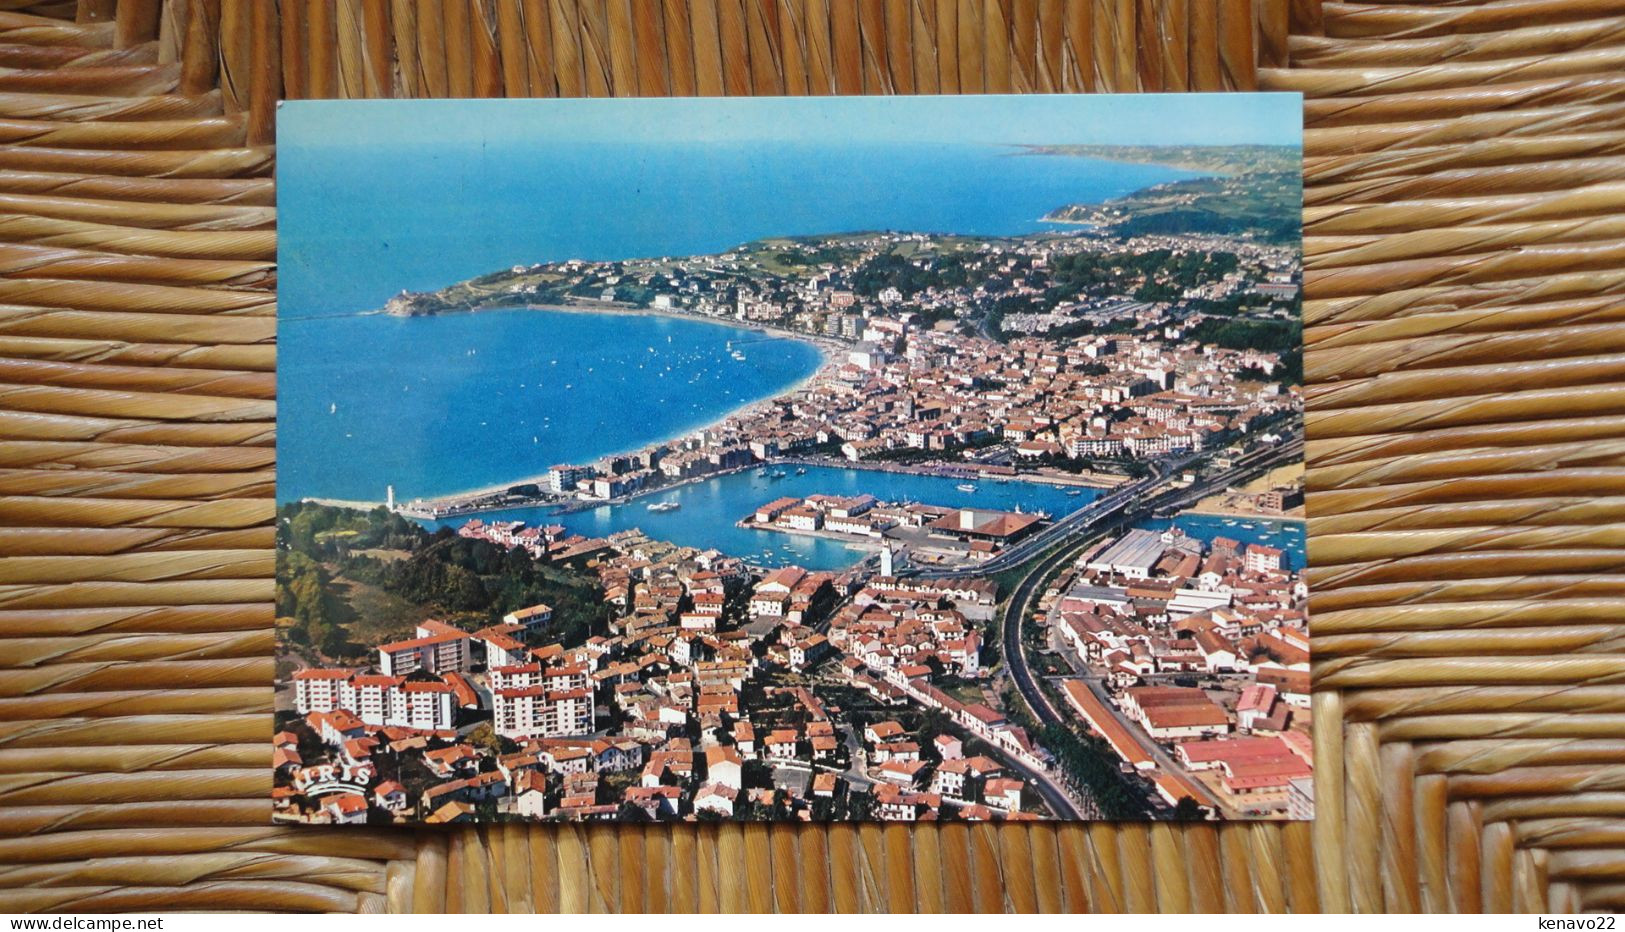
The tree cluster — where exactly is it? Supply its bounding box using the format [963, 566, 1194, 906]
[276, 503, 612, 661]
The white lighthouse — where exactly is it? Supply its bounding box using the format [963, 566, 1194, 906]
[879, 541, 894, 578]
[386, 485, 395, 511]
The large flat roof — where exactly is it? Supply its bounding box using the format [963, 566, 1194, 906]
[1089, 528, 1166, 572]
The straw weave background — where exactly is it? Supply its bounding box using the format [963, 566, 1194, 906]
[0, 0, 1622, 914]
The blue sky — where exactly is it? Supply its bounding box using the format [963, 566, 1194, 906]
[278, 94, 1301, 151]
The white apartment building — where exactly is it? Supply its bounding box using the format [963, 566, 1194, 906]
[377, 620, 473, 677]
[490, 662, 596, 739]
[291, 669, 455, 731]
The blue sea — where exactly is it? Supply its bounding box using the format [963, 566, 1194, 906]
[278, 136, 1198, 504]
[276, 308, 824, 504]
[277, 123, 1248, 570]
[278, 139, 1200, 319]
[413, 467, 1306, 572]
[1149, 514, 1308, 573]
[421, 465, 1104, 570]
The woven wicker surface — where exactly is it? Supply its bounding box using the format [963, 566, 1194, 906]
[0, 0, 1622, 914]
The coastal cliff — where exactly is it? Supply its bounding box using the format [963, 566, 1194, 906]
[1043, 170, 1301, 245]
[383, 289, 457, 316]
[1029, 145, 1301, 246]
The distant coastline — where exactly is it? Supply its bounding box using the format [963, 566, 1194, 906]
[290, 142, 1299, 513]
[1015, 142, 1301, 177]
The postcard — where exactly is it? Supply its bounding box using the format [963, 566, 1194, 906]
[274, 95, 1309, 824]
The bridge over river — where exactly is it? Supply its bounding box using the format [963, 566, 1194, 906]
[912, 434, 1304, 580]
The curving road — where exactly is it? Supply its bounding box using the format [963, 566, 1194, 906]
[993, 735, 1084, 819]
[995, 434, 1305, 729]
[1000, 538, 1092, 730]
[995, 531, 1106, 817]
[990, 433, 1305, 814]
[920, 433, 1305, 579]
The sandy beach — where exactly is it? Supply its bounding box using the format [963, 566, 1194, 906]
[351, 300, 1116, 518]
[386, 304, 843, 512]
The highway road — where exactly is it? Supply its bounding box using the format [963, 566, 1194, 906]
[920, 433, 1305, 579]
[994, 435, 1306, 729]
[994, 529, 1105, 817]
[999, 537, 1090, 730]
[985, 432, 1304, 814]
[839, 432, 1304, 817]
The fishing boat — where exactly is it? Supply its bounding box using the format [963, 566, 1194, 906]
[956, 483, 977, 492]
[771, 470, 787, 479]
[756, 469, 769, 478]
[1066, 490, 1081, 496]
[731, 350, 747, 361]
[645, 501, 680, 513]
[795, 467, 807, 475]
